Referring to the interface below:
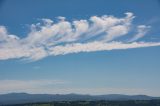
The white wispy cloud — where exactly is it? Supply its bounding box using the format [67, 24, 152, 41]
[49, 41, 160, 56]
[0, 12, 160, 61]
[129, 25, 151, 42]
[0, 79, 68, 94]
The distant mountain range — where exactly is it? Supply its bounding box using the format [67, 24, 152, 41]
[0, 93, 159, 105]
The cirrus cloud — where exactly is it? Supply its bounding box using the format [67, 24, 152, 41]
[0, 12, 160, 61]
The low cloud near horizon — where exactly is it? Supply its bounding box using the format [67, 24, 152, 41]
[0, 79, 159, 96]
[0, 12, 160, 61]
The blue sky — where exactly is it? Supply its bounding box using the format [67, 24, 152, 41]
[0, 0, 160, 96]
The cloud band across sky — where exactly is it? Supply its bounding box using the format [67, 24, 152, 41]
[0, 12, 160, 61]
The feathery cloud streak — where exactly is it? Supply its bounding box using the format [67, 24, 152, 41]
[0, 12, 160, 61]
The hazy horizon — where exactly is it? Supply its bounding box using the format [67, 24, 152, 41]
[0, 92, 159, 97]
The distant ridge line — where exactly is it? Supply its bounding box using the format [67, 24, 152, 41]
[0, 93, 160, 105]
